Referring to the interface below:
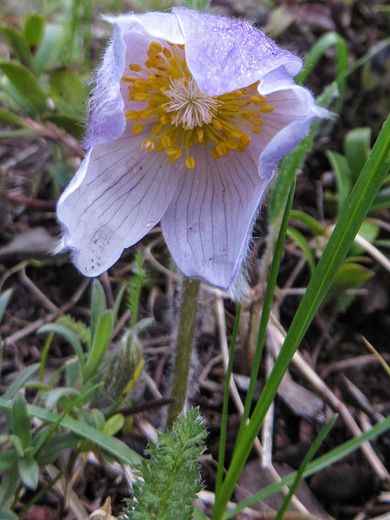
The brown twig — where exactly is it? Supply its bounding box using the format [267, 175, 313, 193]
[24, 118, 85, 159]
[120, 397, 174, 416]
[320, 353, 390, 379]
[215, 296, 309, 514]
[269, 313, 390, 483]
[19, 267, 59, 314]
[3, 278, 90, 347]
[0, 190, 57, 209]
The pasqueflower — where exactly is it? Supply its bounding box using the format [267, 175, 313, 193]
[57, 8, 326, 291]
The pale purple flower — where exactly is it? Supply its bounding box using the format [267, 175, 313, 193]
[57, 8, 326, 291]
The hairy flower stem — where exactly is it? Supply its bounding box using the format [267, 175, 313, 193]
[166, 277, 200, 429]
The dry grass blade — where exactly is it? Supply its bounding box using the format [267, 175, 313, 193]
[45, 465, 89, 520]
[361, 336, 390, 377]
[215, 296, 310, 515]
[24, 118, 85, 159]
[269, 313, 390, 483]
[3, 278, 90, 347]
[19, 267, 59, 313]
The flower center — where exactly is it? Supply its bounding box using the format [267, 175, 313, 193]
[164, 76, 221, 129]
[123, 41, 274, 170]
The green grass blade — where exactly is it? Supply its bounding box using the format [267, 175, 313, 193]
[236, 179, 296, 446]
[90, 280, 107, 346]
[225, 416, 390, 519]
[39, 332, 53, 383]
[371, 185, 390, 210]
[267, 112, 390, 381]
[39, 323, 85, 376]
[2, 26, 36, 74]
[3, 364, 40, 399]
[215, 303, 241, 495]
[212, 113, 390, 520]
[194, 507, 210, 520]
[83, 0, 92, 71]
[18, 472, 63, 519]
[273, 415, 337, 520]
[286, 226, 316, 275]
[84, 311, 113, 382]
[0, 397, 141, 466]
[268, 127, 318, 229]
[289, 210, 325, 235]
[0, 62, 47, 112]
[339, 37, 390, 83]
[0, 289, 12, 386]
[296, 32, 349, 95]
[0, 289, 12, 324]
[0, 507, 18, 520]
[33, 383, 100, 458]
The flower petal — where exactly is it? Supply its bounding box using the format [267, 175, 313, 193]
[106, 12, 185, 45]
[61, 9, 327, 289]
[161, 147, 273, 290]
[172, 8, 302, 96]
[58, 132, 180, 276]
[251, 68, 329, 176]
[84, 12, 184, 149]
[83, 24, 127, 149]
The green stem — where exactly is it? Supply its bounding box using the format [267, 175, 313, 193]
[166, 277, 201, 429]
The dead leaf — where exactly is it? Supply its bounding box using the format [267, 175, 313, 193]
[0, 227, 57, 259]
[236, 460, 332, 519]
[89, 497, 117, 520]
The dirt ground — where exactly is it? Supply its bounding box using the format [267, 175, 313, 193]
[1, 1, 390, 519]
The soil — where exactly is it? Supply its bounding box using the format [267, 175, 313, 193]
[1, 1, 389, 519]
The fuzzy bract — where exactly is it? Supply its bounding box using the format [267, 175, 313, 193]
[57, 8, 327, 291]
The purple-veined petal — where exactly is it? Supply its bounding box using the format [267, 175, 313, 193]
[249, 67, 329, 176]
[83, 23, 127, 150]
[172, 8, 302, 96]
[106, 12, 185, 45]
[58, 130, 180, 276]
[84, 12, 185, 149]
[161, 146, 273, 290]
[119, 32, 161, 117]
[59, 8, 328, 291]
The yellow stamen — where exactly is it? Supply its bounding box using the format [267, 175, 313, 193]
[126, 110, 139, 120]
[132, 123, 144, 135]
[161, 135, 171, 147]
[129, 64, 142, 72]
[124, 42, 274, 170]
[150, 41, 163, 54]
[185, 156, 196, 169]
[260, 105, 274, 113]
[251, 119, 263, 126]
[249, 95, 266, 106]
[142, 138, 155, 151]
